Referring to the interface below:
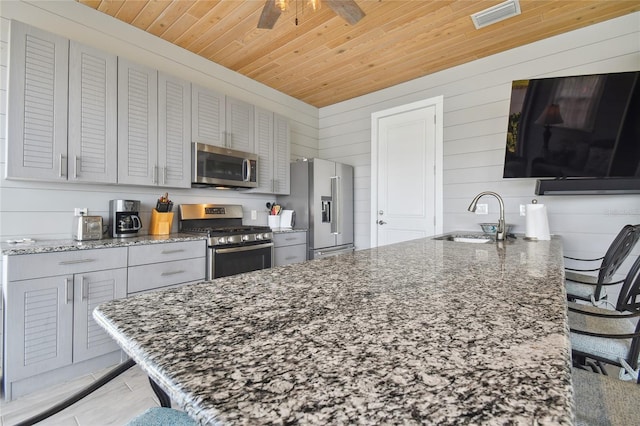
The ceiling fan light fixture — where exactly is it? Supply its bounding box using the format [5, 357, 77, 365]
[276, 0, 289, 12]
[308, 0, 321, 12]
[471, 0, 521, 29]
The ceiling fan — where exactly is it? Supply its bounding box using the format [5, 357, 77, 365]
[258, 0, 365, 29]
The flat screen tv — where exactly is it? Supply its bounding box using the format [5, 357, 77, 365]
[502, 71, 640, 193]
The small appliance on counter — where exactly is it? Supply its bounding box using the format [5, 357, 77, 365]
[110, 199, 142, 238]
[73, 213, 103, 241]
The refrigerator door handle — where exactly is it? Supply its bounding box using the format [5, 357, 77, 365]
[331, 176, 341, 235]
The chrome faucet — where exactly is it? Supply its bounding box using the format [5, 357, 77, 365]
[468, 191, 506, 241]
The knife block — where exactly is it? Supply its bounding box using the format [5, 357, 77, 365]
[149, 209, 174, 235]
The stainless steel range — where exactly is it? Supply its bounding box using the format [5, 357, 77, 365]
[179, 204, 273, 280]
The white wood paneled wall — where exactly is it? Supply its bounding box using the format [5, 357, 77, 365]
[318, 12, 640, 293]
[0, 0, 319, 240]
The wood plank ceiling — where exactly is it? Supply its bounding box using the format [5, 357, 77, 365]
[77, 0, 640, 108]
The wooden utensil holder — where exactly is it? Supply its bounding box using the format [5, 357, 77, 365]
[149, 209, 174, 235]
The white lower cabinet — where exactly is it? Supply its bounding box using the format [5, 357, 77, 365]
[73, 268, 127, 362]
[5, 276, 74, 381]
[2, 240, 207, 400]
[274, 231, 307, 266]
[3, 248, 127, 400]
[127, 240, 206, 294]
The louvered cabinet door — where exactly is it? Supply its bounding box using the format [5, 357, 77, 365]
[273, 113, 291, 195]
[158, 73, 191, 188]
[72, 268, 127, 363]
[5, 276, 74, 382]
[117, 58, 158, 185]
[192, 84, 226, 148]
[68, 41, 117, 183]
[225, 96, 254, 153]
[6, 20, 69, 180]
[250, 106, 275, 193]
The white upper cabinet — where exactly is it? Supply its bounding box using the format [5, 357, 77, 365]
[5, 20, 290, 191]
[117, 58, 158, 186]
[251, 107, 290, 194]
[273, 113, 291, 194]
[158, 73, 191, 188]
[6, 20, 69, 181]
[225, 96, 254, 153]
[253, 107, 275, 193]
[192, 84, 226, 148]
[118, 62, 190, 188]
[68, 41, 118, 183]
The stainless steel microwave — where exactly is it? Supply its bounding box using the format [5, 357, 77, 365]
[192, 142, 258, 188]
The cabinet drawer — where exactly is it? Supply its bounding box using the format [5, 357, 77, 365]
[7, 247, 127, 281]
[273, 232, 307, 247]
[128, 240, 206, 266]
[128, 257, 206, 294]
[275, 244, 307, 266]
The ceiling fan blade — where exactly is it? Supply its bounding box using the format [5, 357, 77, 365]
[258, 0, 282, 29]
[324, 0, 365, 25]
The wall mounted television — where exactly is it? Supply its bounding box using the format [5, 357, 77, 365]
[502, 71, 640, 194]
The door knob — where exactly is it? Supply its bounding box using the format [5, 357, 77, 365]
[377, 220, 387, 225]
[378, 210, 384, 215]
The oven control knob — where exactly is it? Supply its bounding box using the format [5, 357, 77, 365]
[218, 237, 226, 244]
[242, 235, 249, 242]
[255, 233, 263, 240]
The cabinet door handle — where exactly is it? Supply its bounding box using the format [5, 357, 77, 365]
[73, 155, 79, 179]
[81, 276, 87, 301]
[59, 154, 65, 178]
[161, 270, 185, 277]
[285, 256, 298, 260]
[162, 167, 167, 185]
[58, 258, 96, 265]
[64, 278, 72, 304]
[161, 249, 185, 255]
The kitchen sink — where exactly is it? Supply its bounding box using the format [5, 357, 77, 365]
[432, 233, 493, 243]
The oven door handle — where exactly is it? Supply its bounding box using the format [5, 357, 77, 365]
[215, 242, 274, 254]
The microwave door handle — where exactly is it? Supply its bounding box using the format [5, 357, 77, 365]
[242, 159, 251, 182]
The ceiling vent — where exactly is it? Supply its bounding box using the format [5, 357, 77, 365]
[471, 0, 521, 29]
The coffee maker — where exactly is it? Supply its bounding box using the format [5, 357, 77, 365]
[110, 200, 142, 238]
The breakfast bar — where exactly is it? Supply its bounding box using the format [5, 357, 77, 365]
[94, 235, 573, 424]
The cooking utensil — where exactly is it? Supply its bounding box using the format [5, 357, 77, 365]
[156, 192, 173, 212]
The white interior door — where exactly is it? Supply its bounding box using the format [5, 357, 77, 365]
[371, 97, 443, 247]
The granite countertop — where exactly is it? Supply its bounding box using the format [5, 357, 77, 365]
[94, 234, 573, 425]
[272, 228, 307, 234]
[0, 233, 207, 256]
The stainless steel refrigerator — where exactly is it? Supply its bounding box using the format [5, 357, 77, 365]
[279, 158, 354, 259]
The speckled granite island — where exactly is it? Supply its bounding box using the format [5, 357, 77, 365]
[94, 234, 574, 425]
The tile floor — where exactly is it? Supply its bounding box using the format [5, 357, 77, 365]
[1, 364, 160, 426]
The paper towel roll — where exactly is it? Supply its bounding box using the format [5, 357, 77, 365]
[525, 203, 550, 240]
